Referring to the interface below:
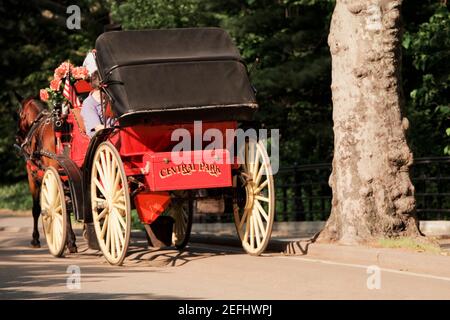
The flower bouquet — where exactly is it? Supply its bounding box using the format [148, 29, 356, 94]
[40, 61, 89, 108]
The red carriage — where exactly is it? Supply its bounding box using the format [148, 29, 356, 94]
[37, 28, 275, 265]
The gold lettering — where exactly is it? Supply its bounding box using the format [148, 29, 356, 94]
[158, 162, 222, 179]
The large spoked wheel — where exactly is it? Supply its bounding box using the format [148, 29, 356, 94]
[40, 167, 67, 257]
[90, 142, 131, 265]
[233, 138, 275, 255]
[168, 191, 193, 249]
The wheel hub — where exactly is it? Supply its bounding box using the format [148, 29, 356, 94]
[244, 181, 255, 211]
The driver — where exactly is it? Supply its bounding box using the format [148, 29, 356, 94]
[81, 51, 105, 137]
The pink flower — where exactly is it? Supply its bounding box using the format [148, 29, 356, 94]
[50, 78, 62, 91]
[40, 89, 49, 102]
[54, 61, 74, 79]
[72, 66, 88, 80]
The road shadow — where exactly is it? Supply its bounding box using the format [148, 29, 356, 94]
[66, 234, 239, 268]
[0, 236, 207, 299]
[282, 232, 321, 255]
[0, 229, 243, 299]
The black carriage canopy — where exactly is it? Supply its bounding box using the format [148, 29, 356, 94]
[94, 28, 258, 123]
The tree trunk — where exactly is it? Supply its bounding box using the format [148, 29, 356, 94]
[319, 0, 421, 244]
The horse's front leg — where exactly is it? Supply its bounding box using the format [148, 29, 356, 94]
[31, 197, 41, 248]
[66, 218, 78, 253]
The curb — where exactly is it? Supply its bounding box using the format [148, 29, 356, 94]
[189, 234, 295, 253]
[184, 233, 450, 278]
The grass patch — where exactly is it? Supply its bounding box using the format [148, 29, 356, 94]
[0, 181, 33, 211]
[131, 209, 144, 231]
[378, 237, 441, 254]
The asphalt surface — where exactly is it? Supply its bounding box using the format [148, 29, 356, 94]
[1, 216, 450, 299]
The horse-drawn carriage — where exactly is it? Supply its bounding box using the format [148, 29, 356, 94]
[23, 28, 275, 265]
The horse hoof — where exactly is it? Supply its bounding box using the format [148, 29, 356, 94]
[68, 246, 78, 254]
[30, 241, 41, 248]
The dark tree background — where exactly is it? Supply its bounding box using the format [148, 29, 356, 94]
[0, 0, 448, 184]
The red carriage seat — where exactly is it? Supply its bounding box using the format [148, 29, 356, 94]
[74, 80, 93, 94]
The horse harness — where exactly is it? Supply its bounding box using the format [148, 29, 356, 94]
[17, 110, 58, 180]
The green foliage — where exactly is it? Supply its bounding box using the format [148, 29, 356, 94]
[0, 0, 448, 186]
[402, 2, 450, 156]
[109, 0, 217, 29]
[111, 0, 335, 165]
[0, 0, 108, 182]
[0, 182, 33, 210]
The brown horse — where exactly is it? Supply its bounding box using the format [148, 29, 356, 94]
[15, 93, 77, 253]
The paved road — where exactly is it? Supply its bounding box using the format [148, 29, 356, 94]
[1, 218, 450, 299]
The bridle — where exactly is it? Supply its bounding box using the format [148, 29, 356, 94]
[15, 109, 51, 162]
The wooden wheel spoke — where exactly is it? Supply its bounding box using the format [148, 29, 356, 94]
[100, 151, 108, 184]
[243, 211, 250, 244]
[252, 148, 261, 179]
[254, 163, 265, 187]
[116, 217, 125, 248]
[113, 202, 126, 211]
[116, 210, 127, 230]
[238, 209, 250, 229]
[248, 142, 255, 176]
[169, 199, 192, 248]
[249, 212, 255, 248]
[52, 221, 58, 246]
[113, 216, 122, 254]
[113, 190, 124, 203]
[101, 213, 109, 239]
[253, 212, 261, 247]
[95, 161, 106, 186]
[105, 217, 111, 252]
[109, 215, 116, 258]
[55, 212, 63, 223]
[54, 204, 62, 214]
[255, 195, 270, 203]
[49, 178, 57, 204]
[91, 142, 131, 265]
[96, 207, 108, 221]
[53, 215, 61, 246]
[233, 139, 275, 255]
[106, 151, 112, 187]
[254, 206, 266, 236]
[254, 179, 269, 195]
[94, 178, 108, 198]
[254, 199, 269, 221]
[111, 159, 118, 187]
[112, 168, 121, 195]
[42, 187, 50, 207]
[41, 167, 67, 257]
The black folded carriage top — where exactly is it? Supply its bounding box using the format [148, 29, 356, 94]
[95, 28, 257, 124]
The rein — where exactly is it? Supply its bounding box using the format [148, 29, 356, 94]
[17, 109, 51, 162]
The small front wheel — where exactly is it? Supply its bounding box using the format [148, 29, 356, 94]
[40, 166, 68, 257]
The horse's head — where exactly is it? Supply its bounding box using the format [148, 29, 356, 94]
[14, 93, 47, 145]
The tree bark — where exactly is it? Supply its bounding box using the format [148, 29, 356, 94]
[319, 0, 421, 244]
